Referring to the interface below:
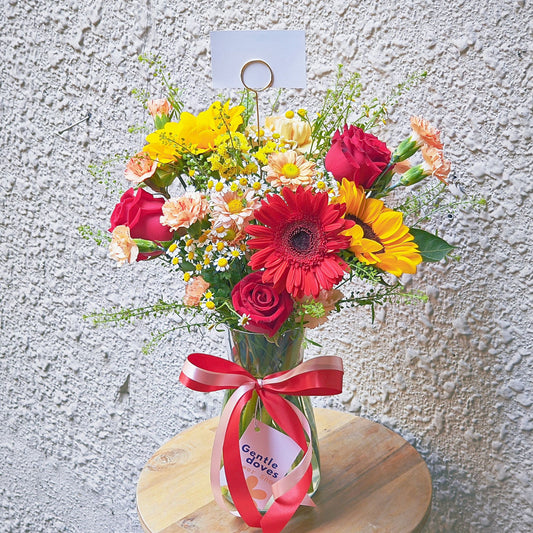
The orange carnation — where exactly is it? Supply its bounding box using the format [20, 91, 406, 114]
[183, 276, 210, 306]
[422, 146, 451, 184]
[160, 192, 208, 230]
[410, 116, 443, 150]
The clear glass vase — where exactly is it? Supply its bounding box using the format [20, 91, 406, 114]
[222, 327, 320, 512]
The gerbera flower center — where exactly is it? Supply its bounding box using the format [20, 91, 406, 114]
[290, 228, 313, 252]
[281, 163, 300, 179]
[346, 214, 383, 246]
[227, 198, 244, 214]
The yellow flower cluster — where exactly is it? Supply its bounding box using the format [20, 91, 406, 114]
[253, 140, 279, 165]
[143, 101, 245, 163]
[208, 132, 257, 178]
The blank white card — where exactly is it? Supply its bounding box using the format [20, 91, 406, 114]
[210, 30, 306, 89]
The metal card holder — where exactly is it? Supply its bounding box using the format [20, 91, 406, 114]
[240, 59, 274, 135]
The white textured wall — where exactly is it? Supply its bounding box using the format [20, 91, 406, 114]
[1, 1, 532, 531]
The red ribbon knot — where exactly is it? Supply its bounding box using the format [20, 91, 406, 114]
[179, 353, 343, 533]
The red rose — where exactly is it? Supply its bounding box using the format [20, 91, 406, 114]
[109, 188, 173, 260]
[325, 125, 391, 188]
[231, 272, 293, 337]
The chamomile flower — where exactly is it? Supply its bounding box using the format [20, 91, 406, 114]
[238, 314, 251, 326]
[198, 232, 209, 245]
[166, 242, 181, 265]
[245, 124, 274, 144]
[215, 257, 230, 272]
[314, 180, 327, 192]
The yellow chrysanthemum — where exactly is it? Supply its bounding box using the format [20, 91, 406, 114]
[143, 101, 245, 163]
[337, 179, 422, 276]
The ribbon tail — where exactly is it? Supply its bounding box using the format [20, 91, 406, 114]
[210, 382, 255, 518]
[258, 394, 315, 533]
[223, 391, 264, 528]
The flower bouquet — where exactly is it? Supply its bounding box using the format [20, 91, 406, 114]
[90, 64, 461, 532]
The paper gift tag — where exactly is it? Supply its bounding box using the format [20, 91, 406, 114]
[220, 418, 302, 509]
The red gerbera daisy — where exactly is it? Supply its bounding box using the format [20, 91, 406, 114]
[247, 187, 353, 299]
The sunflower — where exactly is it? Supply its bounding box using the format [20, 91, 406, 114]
[336, 179, 422, 276]
[246, 187, 352, 299]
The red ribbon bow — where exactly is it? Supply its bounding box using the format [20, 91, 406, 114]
[180, 353, 344, 533]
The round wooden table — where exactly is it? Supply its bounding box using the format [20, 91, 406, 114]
[137, 408, 432, 532]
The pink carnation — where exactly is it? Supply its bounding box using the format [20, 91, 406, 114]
[160, 192, 209, 230]
[422, 145, 451, 184]
[297, 289, 343, 329]
[124, 152, 157, 184]
[147, 99, 172, 118]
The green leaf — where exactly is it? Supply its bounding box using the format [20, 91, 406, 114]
[410, 228, 455, 262]
[181, 261, 196, 272]
[187, 220, 203, 239]
[133, 239, 160, 253]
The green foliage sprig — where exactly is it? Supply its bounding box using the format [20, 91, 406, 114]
[138, 53, 184, 115]
[88, 151, 130, 193]
[78, 225, 111, 246]
[394, 181, 486, 226]
[84, 299, 188, 326]
[308, 65, 362, 158]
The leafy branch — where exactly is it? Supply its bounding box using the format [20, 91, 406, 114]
[142, 322, 213, 354]
[84, 299, 194, 326]
[308, 65, 362, 158]
[88, 151, 131, 193]
[339, 283, 427, 322]
[394, 180, 486, 226]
